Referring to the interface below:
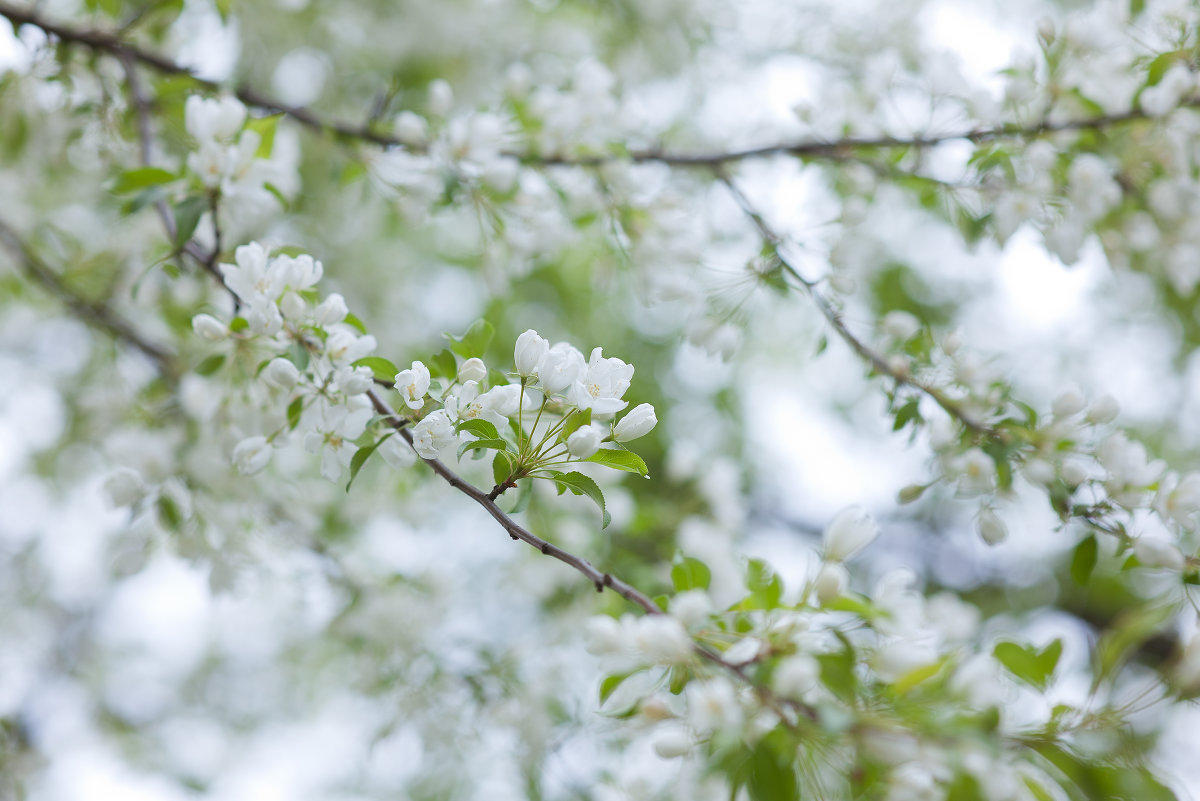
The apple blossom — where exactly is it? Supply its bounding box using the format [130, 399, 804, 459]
[263, 358, 300, 389]
[1134, 536, 1186, 571]
[823, 505, 880, 562]
[394, 361, 432, 410]
[514, 329, 549, 377]
[457, 357, 487, 384]
[566, 424, 604, 459]
[613, 403, 657, 442]
[410, 410, 455, 460]
[192, 313, 228, 342]
[232, 435, 272, 475]
[536, 342, 585, 394]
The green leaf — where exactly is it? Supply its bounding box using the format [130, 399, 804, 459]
[286, 396, 304, 431]
[599, 671, 634, 704]
[194, 353, 226, 376]
[1129, 0, 1146, 17]
[1070, 535, 1098, 586]
[229, 316, 249, 333]
[445, 319, 494, 359]
[492, 451, 513, 486]
[245, 114, 280, 158]
[428, 348, 458, 380]
[549, 471, 610, 528]
[747, 739, 797, 801]
[816, 646, 857, 704]
[891, 658, 945, 694]
[557, 408, 592, 443]
[586, 448, 649, 477]
[214, 0, 234, 21]
[111, 166, 178, 194]
[346, 434, 392, 492]
[352, 356, 399, 384]
[893, 399, 921, 431]
[993, 639, 1061, 690]
[342, 313, 367, 335]
[457, 438, 509, 461]
[743, 559, 783, 609]
[1095, 604, 1174, 683]
[172, 195, 208, 249]
[670, 556, 711, 592]
[456, 419, 500, 440]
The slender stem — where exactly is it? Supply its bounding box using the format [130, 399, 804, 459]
[717, 170, 992, 437]
[0, 216, 177, 376]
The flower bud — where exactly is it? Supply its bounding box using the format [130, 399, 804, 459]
[514, 329, 549, 377]
[814, 562, 848, 605]
[1052, 390, 1086, 419]
[882, 310, 921, 342]
[280, 291, 307, 321]
[897, 484, 927, 504]
[613, 403, 657, 442]
[232, 435, 271, 475]
[822, 506, 880, 562]
[1135, 536, 1185, 570]
[104, 467, 145, 507]
[633, 615, 693, 664]
[652, 729, 692, 758]
[458, 357, 487, 384]
[1086, 394, 1120, 425]
[263, 358, 300, 389]
[977, 507, 1008, 545]
[773, 654, 819, 698]
[315, 293, 348, 325]
[567, 424, 604, 460]
[393, 111, 428, 145]
[192, 313, 228, 341]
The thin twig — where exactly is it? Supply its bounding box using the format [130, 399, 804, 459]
[716, 170, 990, 436]
[1, 1, 1184, 171]
[0, 216, 176, 375]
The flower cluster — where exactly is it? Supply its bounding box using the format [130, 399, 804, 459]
[194, 252, 657, 524]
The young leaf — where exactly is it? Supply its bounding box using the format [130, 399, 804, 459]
[428, 348, 458, 380]
[172, 195, 208, 248]
[557, 408, 592, 443]
[549, 471, 610, 528]
[342, 313, 368, 335]
[112, 166, 178, 194]
[352, 356, 399, 384]
[993, 639, 1061, 690]
[671, 556, 711, 591]
[445, 319, 495, 359]
[586, 448, 649, 477]
[456, 419, 500, 441]
[492, 451, 513, 486]
[1070, 534, 1098, 586]
[246, 114, 281, 158]
[194, 353, 226, 376]
[599, 671, 635, 705]
[346, 433, 392, 492]
[286, 396, 304, 431]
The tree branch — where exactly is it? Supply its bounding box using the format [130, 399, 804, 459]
[716, 171, 991, 436]
[0, 215, 177, 375]
[0, 1, 1184, 171]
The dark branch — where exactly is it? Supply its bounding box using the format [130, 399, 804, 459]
[0, 1, 1183, 171]
[0, 216, 177, 375]
[717, 171, 991, 436]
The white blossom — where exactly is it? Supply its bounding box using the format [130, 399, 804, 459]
[632, 615, 693, 664]
[814, 562, 849, 605]
[536, 341, 586, 394]
[394, 361, 432, 410]
[410, 409, 455, 460]
[315, 293, 348, 325]
[192, 313, 228, 341]
[232, 435, 272, 475]
[457, 357, 487, 384]
[185, 95, 246, 143]
[773, 655, 819, 698]
[977, 507, 1008, 545]
[613, 403, 657, 442]
[325, 330, 377, 366]
[652, 728, 692, 759]
[103, 467, 145, 507]
[567, 424, 604, 459]
[1134, 536, 1186, 571]
[823, 506, 880, 562]
[263, 357, 300, 389]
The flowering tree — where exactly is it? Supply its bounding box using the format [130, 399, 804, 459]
[5, 0, 1200, 798]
